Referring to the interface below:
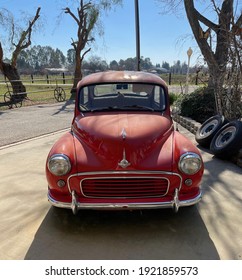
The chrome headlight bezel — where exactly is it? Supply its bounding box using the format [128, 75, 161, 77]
[47, 154, 71, 176]
[178, 152, 202, 175]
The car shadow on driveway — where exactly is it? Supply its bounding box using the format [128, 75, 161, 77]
[24, 206, 219, 260]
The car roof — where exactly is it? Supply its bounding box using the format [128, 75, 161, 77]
[77, 71, 168, 88]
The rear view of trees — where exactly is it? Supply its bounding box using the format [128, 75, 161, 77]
[18, 46, 66, 73]
[16, 47, 187, 74]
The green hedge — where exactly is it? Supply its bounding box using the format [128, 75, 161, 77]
[177, 87, 216, 123]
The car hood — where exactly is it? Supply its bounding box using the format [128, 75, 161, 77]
[72, 112, 174, 171]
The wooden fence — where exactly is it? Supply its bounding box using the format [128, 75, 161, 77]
[0, 72, 207, 109]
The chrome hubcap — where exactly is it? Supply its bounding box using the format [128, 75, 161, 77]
[200, 119, 219, 137]
[215, 126, 236, 148]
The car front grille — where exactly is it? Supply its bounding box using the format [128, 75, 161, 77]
[81, 177, 169, 198]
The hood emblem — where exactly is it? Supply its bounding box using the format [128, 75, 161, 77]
[121, 128, 127, 140]
[118, 149, 131, 168]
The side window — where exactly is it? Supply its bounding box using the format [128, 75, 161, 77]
[154, 86, 160, 105]
[160, 87, 166, 110]
[154, 86, 166, 110]
[79, 87, 89, 111]
[83, 87, 89, 104]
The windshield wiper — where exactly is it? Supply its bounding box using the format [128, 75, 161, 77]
[122, 105, 154, 111]
[91, 106, 126, 112]
[90, 105, 155, 112]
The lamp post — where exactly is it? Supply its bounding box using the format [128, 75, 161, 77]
[185, 47, 193, 94]
[134, 0, 141, 71]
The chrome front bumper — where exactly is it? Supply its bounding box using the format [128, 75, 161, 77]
[48, 188, 202, 215]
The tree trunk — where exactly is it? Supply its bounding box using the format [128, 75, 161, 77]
[70, 54, 83, 98]
[1, 61, 27, 99]
[209, 69, 226, 116]
[184, 0, 233, 116]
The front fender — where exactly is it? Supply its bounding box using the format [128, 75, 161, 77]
[172, 130, 204, 181]
[46, 131, 77, 191]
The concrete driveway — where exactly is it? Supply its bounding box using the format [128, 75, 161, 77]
[0, 118, 241, 260]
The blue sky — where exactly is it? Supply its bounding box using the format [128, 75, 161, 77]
[1, 0, 209, 66]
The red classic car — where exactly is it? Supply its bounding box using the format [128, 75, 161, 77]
[46, 71, 204, 214]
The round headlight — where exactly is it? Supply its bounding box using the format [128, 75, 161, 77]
[179, 153, 202, 175]
[48, 154, 71, 176]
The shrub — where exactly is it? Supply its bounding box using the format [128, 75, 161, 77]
[169, 92, 179, 105]
[176, 87, 216, 123]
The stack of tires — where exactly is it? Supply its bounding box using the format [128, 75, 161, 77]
[195, 115, 242, 160]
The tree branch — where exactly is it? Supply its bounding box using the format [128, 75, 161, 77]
[10, 19, 16, 47]
[11, 7, 41, 67]
[0, 42, 3, 70]
[64, 7, 80, 25]
[71, 38, 77, 50]
[235, 13, 242, 26]
[184, 0, 217, 68]
[81, 47, 91, 60]
[194, 9, 219, 31]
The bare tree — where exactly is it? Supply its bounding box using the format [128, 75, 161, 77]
[64, 0, 123, 94]
[157, 0, 241, 118]
[0, 7, 41, 99]
[64, 1, 99, 93]
[183, 0, 236, 117]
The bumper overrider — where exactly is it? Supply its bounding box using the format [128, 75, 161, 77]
[48, 188, 202, 215]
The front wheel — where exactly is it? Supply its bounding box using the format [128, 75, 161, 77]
[210, 120, 242, 159]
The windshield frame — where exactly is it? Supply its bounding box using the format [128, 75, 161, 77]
[77, 82, 168, 113]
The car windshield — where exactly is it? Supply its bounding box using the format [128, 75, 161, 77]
[78, 83, 167, 112]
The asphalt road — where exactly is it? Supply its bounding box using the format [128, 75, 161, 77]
[0, 100, 75, 147]
[0, 102, 241, 260]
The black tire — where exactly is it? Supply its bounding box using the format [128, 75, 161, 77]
[195, 115, 226, 147]
[210, 120, 242, 159]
